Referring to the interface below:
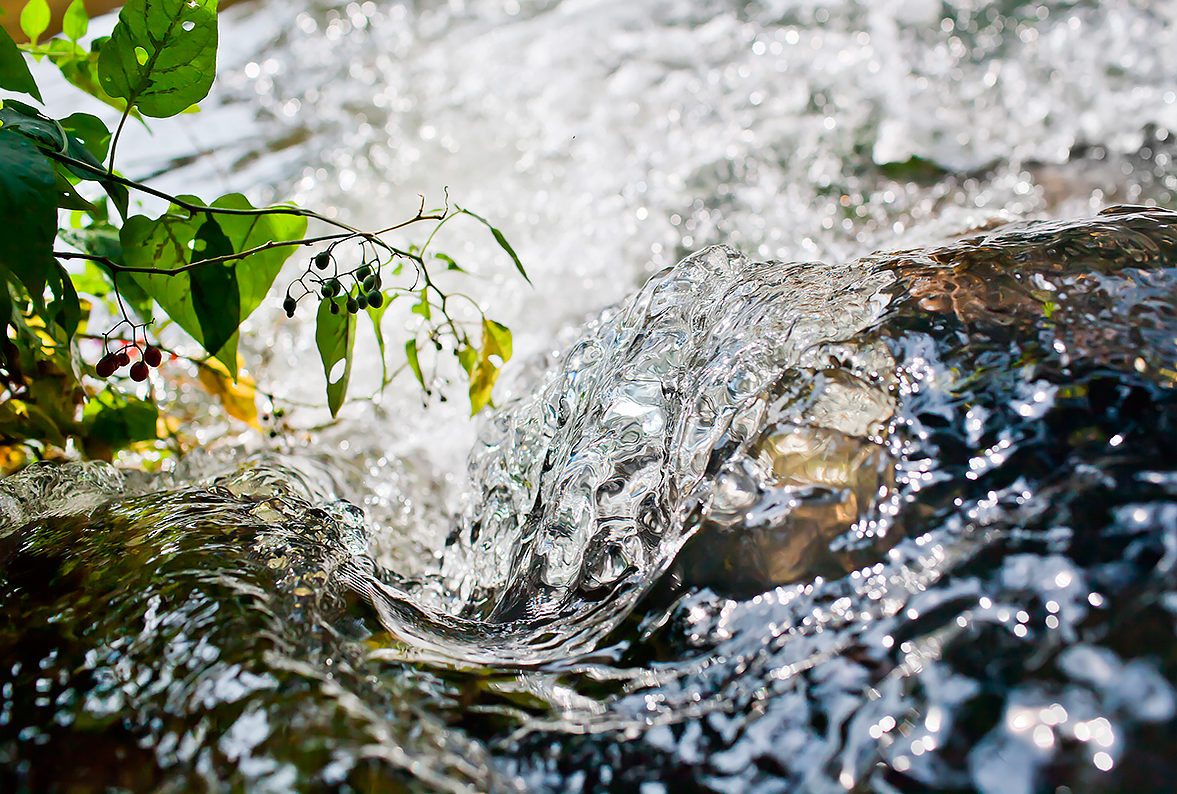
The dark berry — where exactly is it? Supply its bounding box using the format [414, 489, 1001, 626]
[356, 265, 371, 281]
[314, 251, 331, 270]
[117, 350, 131, 368]
[362, 274, 378, 292]
[346, 297, 358, 314]
[96, 354, 118, 378]
[283, 296, 297, 317]
[130, 361, 149, 382]
[329, 300, 340, 315]
[143, 346, 163, 367]
[355, 292, 368, 311]
[367, 290, 384, 308]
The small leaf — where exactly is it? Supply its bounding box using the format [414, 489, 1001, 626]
[52, 164, 97, 212]
[405, 339, 425, 390]
[60, 112, 111, 160]
[98, 0, 218, 118]
[482, 318, 512, 362]
[45, 261, 80, 338]
[0, 25, 42, 100]
[316, 296, 355, 418]
[458, 206, 531, 285]
[456, 345, 476, 376]
[63, 0, 89, 41]
[467, 318, 512, 415]
[411, 288, 431, 320]
[435, 252, 465, 272]
[0, 99, 66, 150]
[20, 0, 51, 47]
[366, 297, 390, 386]
[196, 358, 259, 427]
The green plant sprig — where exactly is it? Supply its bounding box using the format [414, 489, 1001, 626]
[0, 0, 526, 465]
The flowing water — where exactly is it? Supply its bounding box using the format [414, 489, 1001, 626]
[6, 1, 1177, 792]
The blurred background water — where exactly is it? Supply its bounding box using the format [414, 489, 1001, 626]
[5, 0, 1177, 792]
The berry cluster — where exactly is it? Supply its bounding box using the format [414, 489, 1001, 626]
[94, 343, 163, 381]
[95, 344, 163, 381]
[94, 319, 166, 382]
[283, 250, 387, 319]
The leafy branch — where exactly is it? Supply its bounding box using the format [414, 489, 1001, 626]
[0, 0, 526, 466]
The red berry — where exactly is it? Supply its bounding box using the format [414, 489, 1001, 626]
[95, 354, 117, 378]
[117, 350, 131, 368]
[143, 346, 163, 367]
[130, 361, 149, 382]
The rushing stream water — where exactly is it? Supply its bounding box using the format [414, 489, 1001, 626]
[6, 1, 1177, 792]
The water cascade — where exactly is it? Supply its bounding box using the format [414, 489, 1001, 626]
[4, 207, 1177, 792]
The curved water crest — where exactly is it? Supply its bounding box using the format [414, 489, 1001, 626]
[3, 207, 1177, 792]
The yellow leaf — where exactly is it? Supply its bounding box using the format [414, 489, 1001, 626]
[0, 445, 28, 476]
[467, 319, 513, 415]
[197, 357, 260, 428]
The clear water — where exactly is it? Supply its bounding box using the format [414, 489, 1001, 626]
[6, 0, 1177, 791]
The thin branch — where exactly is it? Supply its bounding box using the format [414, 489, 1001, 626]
[107, 105, 132, 174]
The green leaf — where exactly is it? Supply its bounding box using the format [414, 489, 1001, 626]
[189, 217, 239, 358]
[83, 390, 159, 450]
[0, 399, 67, 447]
[456, 345, 476, 376]
[0, 25, 42, 101]
[0, 130, 57, 297]
[121, 195, 305, 374]
[98, 0, 218, 118]
[61, 113, 110, 160]
[45, 261, 80, 338]
[0, 101, 128, 218]
[52, 164, 97, 211]
[59, 222, 122, 262]
[20, 0, 51, 47]
[0, 99, 65, 150]
[411, 288, 431, 320]
[316, 296, 355, 418]
[60, 112, 128, 217]
[435, 252, 465, 273]
[48, 38, 137, 116]
[0, 270, 13, 335]
[366, 297, 390, 386]
[405, 339, 425, 390]
[63, 0, 89, 41]
[204, 194, 307, 326]
[458, 206, 531, 285]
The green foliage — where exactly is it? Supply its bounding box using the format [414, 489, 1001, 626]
[0, 26, 40, 100]
[315, 296, 355, 418]
[19, 0, 50, 46]
[0, 0, 524, 465]
[98, 0, 217, 118]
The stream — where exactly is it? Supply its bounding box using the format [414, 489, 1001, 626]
[5, 1, 1177, 792]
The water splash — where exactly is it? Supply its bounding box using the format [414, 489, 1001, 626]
[6, 208, 1177, 792]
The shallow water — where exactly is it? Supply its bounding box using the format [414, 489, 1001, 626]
[8, 0, 1177, 791]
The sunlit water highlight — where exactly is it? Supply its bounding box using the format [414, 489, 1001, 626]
[6, 0, 1177, 792]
